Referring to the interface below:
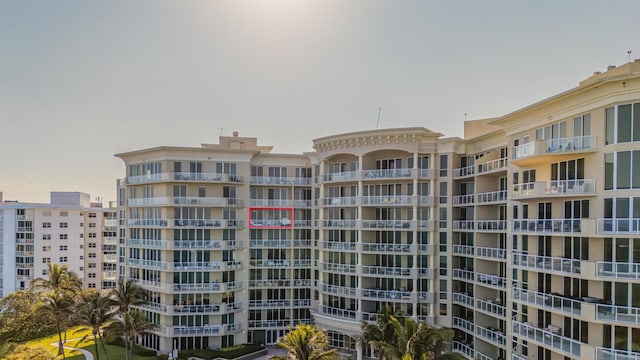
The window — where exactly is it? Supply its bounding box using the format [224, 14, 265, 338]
[88, 263, 97, 268]
[605, 103, 640, 144]
[60, 211, 68, 217]
[42, 234, 51, 240]
[42, 246, 51, 252]
[89, 233, 97, 238]
[42, 210, 51, 217]
[59, 222, 68, 228]
[604, 151, 640, 190]
[89, 212, 97, 218]
[88, 283, 96, 288]
[79, 256, 83, 260]
[59, 245, 68, 251]
[88, 273, 96, 278]
[59, 234, 68, 240]
[439, 155, 448, 177]
[89, 243, 97, 248]
[59, 257, 68, 262]
[42, 257, 51, 263]
[42, 222, 51, 228]
[89, 223, 96, 228]
[89, 253, 96, 258]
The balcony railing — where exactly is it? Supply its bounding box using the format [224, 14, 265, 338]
[452, 341, 474, 359]
[477, 158, 508, 174]
[452, 292, 474, 306]
[319, 305, 357, 320]
[596, 347, 640, 360]
[361, 219, 413, 229]
[512, 179, 596, 199]
[362, 168, 413, 180]
[512, 218, 583, 234]
[361, 195, 413, 206]
[476, 298, 506, 317]
[321, 262, 357, 274]
[476, 246, 506, 260]
[323, 197, 359, 206]
[476, 190, 507, 204]
[128, 197, 170, 206]
[362, 266, 412, 277]
[453, 165, 475, 178]
[453, 244, 474, 256]
[453, 316, 474, 333]
[452, 268, 475, 281]
[321, 171, 359, 183]
[362, 288, 412, 301]
[453, 194, 475, 206]
[475, 324, 506, 346]
[512, 288, 581, 315]
[322, 241, 357, 251]
[512, 321, 581, 356]
[512, 252, 581, 275]
[250, 176, 311, 185]
[476, 273, 506, 288]
[174, 197, 244, 207]
[513, 135, 596, 161]
[249, 199, 310, 207]
[596, 304, 640, 325]
[596, 261, 640, 279]
[126, 173, 170, 184]
[598, 218, 640, 235]
[320, 219, 357, 228]
[321, 283, 358, 297]
[174, 172, 243, 183]
[361, 243, 411, 253]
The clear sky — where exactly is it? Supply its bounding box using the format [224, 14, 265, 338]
[2, 0, 640, 203]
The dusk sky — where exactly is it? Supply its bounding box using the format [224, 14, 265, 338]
[2, 0, 640, 203]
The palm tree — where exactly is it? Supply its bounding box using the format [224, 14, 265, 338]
[77, 290, 116, 360]
[112, 278, 147, 314]
[36, 291, 74, 359]
[360, 312, 463, 360]
[106, 309, 156, 360]
[30, 263, 82, 295]
[359, 306, 399, 360]
[269, 323, 338, 360]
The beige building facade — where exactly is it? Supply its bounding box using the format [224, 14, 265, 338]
[116, 61, 640, 360]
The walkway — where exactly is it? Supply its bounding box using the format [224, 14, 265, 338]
[50, 341, 95, 360]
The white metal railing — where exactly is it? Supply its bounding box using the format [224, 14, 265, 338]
[362, 168, 413, 179]
[249, 199, 310, 207]
[323, 197, 358, 206]
[596, 261, 640, 279]
[320, 219, 357, 228]
[477, 273, 506, 288]
[453, 194, 475, 205]
[127, 239, 168, 248]
[598, 218, 640, 235]
[453, 316, 474, 333]
[476, 190, 507, 204]
[596, 347, 640, 360]
[322, 241, 357, 251]
[361, 243, 411, 253]
[513, 142, 535, 159]
[453, 220, 475, 231]
[476, 298, 506, 317]
[249, 300, 291, 308]
[362, 266, 412, 277]
[362, 288, 412, 300]
[513, 179, 596, 198]
[476, 246, 506, 259]
[512, 321, 581, 356]
[250, 176, 311, 185]
[452, 292, 474, 306]
[322, 171, 359, 182]
[512, 287, 581, 315]
[453, 244, 474, 256]
[596, 304, 640, 325]
[321, 262, 357, 274]
[546, 135, 596, 154]
[476, 324, 506, 345]
[321, 283, 358, 297]
[249, 279, 291, 287]
[477, 158, 507, 174]
[476, 220, 507, 231]
[512, 252, 581, 274]
[126, 173, 169, 184]
[361, 219, 413, 229]
[452, 268, 475, 281]
[174, 172, 243, 183]
[418, 168, 435, 179]
[320, 305, 357, 320]
[127, 197, 170, 206]
[361, 195, 413, 206]
[453, 165, 475, 178]
[452, 341, 474, 359]
[250, 259, 291, 267]
[174, 240, 236, 249]
[512, 218, 582, 233]
[126, 258, 167, 269]
[174, 196, 241, 207]
[418, 243, 435, 255]
[127, 219, 168, 227]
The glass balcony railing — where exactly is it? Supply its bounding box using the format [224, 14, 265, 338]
[512, 179, 596, 199]
[512, 218, 583, 234]
[512, 321, 581, 356]
[362, 168, 413, 179]
[453, 316, 475, 333]
[598, 218, 640, 235]
[323, 196, 359, 206]
[475, 324, 506, 346]
[595, 347, 640, 360]
[361, 195, 413, 206]
[477, 158, 508, 174]
[250, 176, 311, 185]
[512, 252, 581, 275]
[453, 165, 475, 178]
[513, 135, 596, 161]
[596, 304, 640, 325]
[476, 190, 507, 204]
[596, 261, 640, 279]
[512, 288, 581, 315]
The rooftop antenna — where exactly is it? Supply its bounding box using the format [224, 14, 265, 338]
[628, 50, 633, 63]
[376, 107, 382, 129]
[464, 113, 468, 121]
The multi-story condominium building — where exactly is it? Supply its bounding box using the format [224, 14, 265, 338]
[0, 192, 118, 297]
[116, 60, 640, 360]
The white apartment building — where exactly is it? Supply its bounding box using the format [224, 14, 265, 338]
[0, 192, 118, 297]
[116, 61, 640, 360]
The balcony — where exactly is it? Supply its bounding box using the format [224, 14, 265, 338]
[512, 179, 596, 199]
[453, 194, 475, 206]
[452, 341, 474, 360]
[477, 158, 508, 174]
[171, 261, 240, 271]
[322, 241, 357, 251]
[321, 171, 359, 183]
[323, 197, 358, 206]
[320, 219, 357, 229]
[453, 165, 475, 178]
[453, 316, 474, 333]
[512, 252, 581, 275]
[127, 197, 170, 206]
[250, 259, 292, 268]
[453, 244, 475, 256]
[248, 320, 291, 328]
[126, 173, 170, 184]
[476, 190, 507, 204]
[160, 323, 241, 336]
[173, 219, 244, 228]
[512, 288, 581, 315]
[174, 197, 243, 207]
[103, 254, 118, 263]
[249, 300, 291, 308]
[596, 304, 640, 325]
[321, 262, 356, 274]
[512, 218, 586, 235]
[250, 176, 311, 186]
[361, 265, 413, 277]
[476, 273, 506, 288]
[476, 298, 506, 317]
[102, 271, 118, 281]
[362, 288, 413, 301]
[512, 135, 596, 165]
[172, 281, 241, 293]
[475, 324, 506, 346]
[512, 321, 581, 356]
[126, 258, 167, 270]
[452, 268, 475, 282]
[596, 261, 640, 279]
[598, 218, 640, 235]
[362, 168, 413, 180]
[319, 305, 357, 320]
[249, 279, 291, 287]
[452, 292, 474, 307]
[596, 347, 640, 360]
[321, 283, 358, 297]
[126, 219, 168, 227]
[249, 199, 310, 208]
[361, 242, 412, 253]
[174, 172, 243, 183]
[361, 195, 413, 206]
[174, 239, 238, 250]
[476, 246, 506, 260]
[453, 220, 506, 232]
[361, 219, 413, 230]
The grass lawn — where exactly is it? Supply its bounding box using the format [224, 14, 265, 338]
[23, 327, 157, 360]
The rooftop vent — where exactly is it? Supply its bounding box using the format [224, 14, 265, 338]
[607, 65, 617, 71]
[233, 131, 239, 137]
